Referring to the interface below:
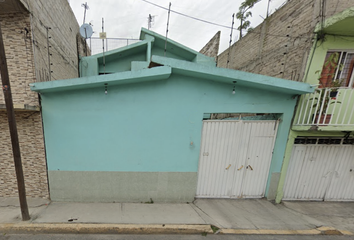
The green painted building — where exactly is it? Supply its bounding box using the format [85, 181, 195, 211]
[277, 8, 354, 202]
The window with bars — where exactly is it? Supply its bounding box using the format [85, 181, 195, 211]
[319, 51, 354, 88]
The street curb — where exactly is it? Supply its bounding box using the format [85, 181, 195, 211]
[0, 223, 352, 235]
[0, 223, 213, 235]
[221, 226, 354, 236]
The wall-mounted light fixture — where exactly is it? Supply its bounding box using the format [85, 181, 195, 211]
[104, 83, 108, 95]
[232, 81, 236, 94]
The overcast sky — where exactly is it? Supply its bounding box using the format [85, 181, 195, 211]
[69, 0, 287, 54]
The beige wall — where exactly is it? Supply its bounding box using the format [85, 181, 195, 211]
[217, 0, 354, 82]
[0, 12, 37, 106]
[0, 112, 48, 198]
[0, 0, 87, 198]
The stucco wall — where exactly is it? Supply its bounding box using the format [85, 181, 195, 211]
[39, 72, 297, 202]
[217, 0, 354, 81]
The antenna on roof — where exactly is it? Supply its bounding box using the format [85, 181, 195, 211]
[164, 2, 171, 57]
[79, 23, 93, 56]
[148, 14, 155, 30]
[81, 2, 89, 25]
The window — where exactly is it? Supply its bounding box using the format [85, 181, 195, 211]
[319, 51, 354, 88]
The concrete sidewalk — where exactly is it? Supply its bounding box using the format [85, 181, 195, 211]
[0, 197, 353, 235]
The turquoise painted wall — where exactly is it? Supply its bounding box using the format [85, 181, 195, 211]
[41, 74, 297, 174]
[36, 28, 312, 201]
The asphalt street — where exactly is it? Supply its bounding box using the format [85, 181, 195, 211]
[0, 234, 353, 240]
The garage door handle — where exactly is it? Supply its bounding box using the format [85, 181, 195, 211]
[237, 165, 243, 171]
[246, 165, 253, 170]
[226, 164, 231, 170]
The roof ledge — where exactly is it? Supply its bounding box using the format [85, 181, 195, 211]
[31, 66, 172, 93]
[315, 7, 354, 36]
[151, 55, 314, 95]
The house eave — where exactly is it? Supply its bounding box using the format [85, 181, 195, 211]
[30, 66, 172, 93]
[151, 55, 315, 95]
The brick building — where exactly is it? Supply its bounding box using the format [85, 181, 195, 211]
[0, 0, 87, 198]
[217, 0, 353, 81]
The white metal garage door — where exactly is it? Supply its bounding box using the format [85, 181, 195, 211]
[196, 120, 278, 199]
[283, 138, 354, 201]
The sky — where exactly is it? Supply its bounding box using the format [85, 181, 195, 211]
[69, 0, 287, 54]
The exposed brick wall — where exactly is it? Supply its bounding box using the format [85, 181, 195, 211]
[217, 0, 354, 82]
[20, 0, 87, 82]
[199, 31, 220, 59]
[0, 112, 48, 198]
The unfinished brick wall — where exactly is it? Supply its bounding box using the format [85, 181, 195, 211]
[199, 31, 220, 59]
[217, 0, 354, 81]
[20, 0, 87, 82]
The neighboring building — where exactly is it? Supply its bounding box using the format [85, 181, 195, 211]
[30, 28, 312, 203]
[217, 0, 353, 82]
[280, 8, 354, 202]
[199, 31, 220, 60]
[0, 0, 87, 198]
[216, 0, 354, 202]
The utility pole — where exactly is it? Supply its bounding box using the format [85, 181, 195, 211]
[0, 19, 30, 221]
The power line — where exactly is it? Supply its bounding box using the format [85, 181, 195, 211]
[140, 0, 236, 30]
[140, 0, 312, 41]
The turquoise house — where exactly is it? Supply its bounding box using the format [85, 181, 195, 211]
[31, 28, 313, 202]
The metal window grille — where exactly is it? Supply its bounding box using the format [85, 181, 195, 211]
[323, 51, 354, 88]
[294, 137, 354, 145]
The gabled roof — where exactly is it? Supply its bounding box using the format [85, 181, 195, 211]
[140, 28, 210, 62]
[151, 56, 314, 95]
[31, 28, 314, 95]
[90, 28, 210, 62]
[31, 57, 314, 95]
[79, 28, 215, 77]
[315, 7, 354, 36]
